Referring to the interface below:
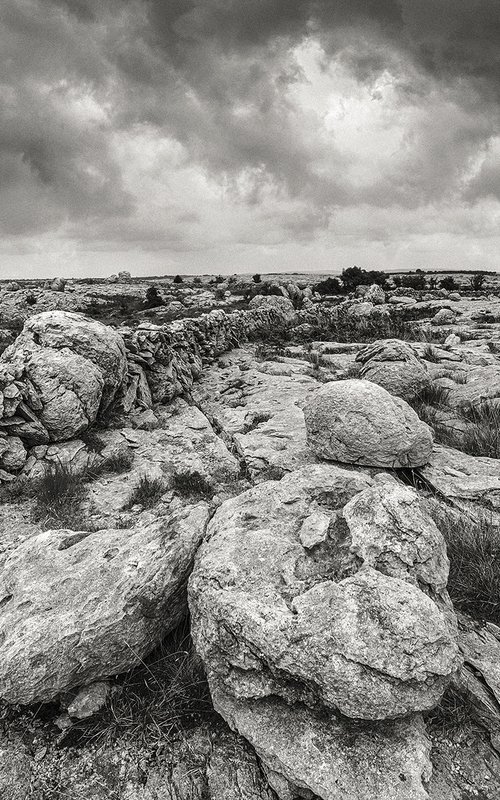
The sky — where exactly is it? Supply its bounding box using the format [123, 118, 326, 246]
[1, 0, 500, 279]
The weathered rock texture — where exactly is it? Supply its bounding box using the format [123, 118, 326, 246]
[0, 311, 127, 444]
[189, 466, 460, 798]
[0, 303, 298, 475]
[303, 379, 433, 468]
[356, 338, 431, 401]
[0, 499, 209, 704]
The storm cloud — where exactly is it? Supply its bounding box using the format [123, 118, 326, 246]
[1, 0, 499, 276]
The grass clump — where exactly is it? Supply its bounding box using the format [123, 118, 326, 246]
[460, 403, 500, 459]
[31, 462, 89, 530]
[123, 475, 165, 510]
[68, 620, 213, 748]
[172, 470, 214, 500]
[434, 509, 500, 625]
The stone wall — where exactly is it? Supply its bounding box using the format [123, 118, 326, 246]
[0, 303, 294, 475]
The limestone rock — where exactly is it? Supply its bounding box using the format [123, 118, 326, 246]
[0, 435, 26, 471]
[356, 339, 431, 402]
[189, 465, 459, 722]
[249, 295, 295, 321]
[215, 689, 433, 800]
[420, 444, 500, 515]
[0, 311, 127, 442]
[303, 379, 433, 468]
[0, 500, 209, 704]
[343, 483, 450, 595]
[432, 308, 456, 325]
[67, 681, 110, 719]
[365, 283, 386, 305]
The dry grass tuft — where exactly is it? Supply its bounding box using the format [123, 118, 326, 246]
[31, 462, 89, 531]
[172, 470, 214, 500]
[68, 620, 214, 748]
[123, 475, 165, 510]
[433, 508, 500, 625]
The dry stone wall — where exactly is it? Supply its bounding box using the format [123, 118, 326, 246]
[0, 304, 295, 476]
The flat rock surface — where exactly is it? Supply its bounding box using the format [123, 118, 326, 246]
[193, 349, 321, 478]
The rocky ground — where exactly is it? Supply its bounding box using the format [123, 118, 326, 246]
[2, 272, 500, 798]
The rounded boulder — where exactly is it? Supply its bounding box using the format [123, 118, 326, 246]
[303, 379, 433, 468]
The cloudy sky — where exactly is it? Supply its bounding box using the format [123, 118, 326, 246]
[1, 0, 500, 278]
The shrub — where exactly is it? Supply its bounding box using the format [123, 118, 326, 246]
[252, 273, 262, 283]
[470, 273, 486, 291]
[172, 470, 214, 499]
[173, 275, 183, 284]
[145, 285, 164, 308]
[341, 267, 388, 292]
[399, 272, 426, 290]
[440, 276, 458, 291]
[123, 475, 165, 509]
[314, 277, 341, 295]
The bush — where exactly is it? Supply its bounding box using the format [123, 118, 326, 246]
[440, 276, 457, 291]
[470, 273, 486, 291]
[341, 267, 388, 293]
[399, 272, 426, 290]
[252, 273, 262, 283]
[123, 475, 165, 509]
[173, 275, 183, 284]
[145, 285, 164, 308]
[314, 277, 341, 295]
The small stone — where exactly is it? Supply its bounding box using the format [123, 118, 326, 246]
[298, 511, 331, 549]
[67, 681, 111, 720]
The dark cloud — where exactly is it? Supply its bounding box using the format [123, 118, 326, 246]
[0, 0, 499, 255]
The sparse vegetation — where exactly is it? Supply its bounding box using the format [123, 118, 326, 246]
[470, 273, 486, 291]
[172, 470, 214, 499]
[173, 274, 183, 284]
[31, 462, 89, 530]
[432, 508, 500, 626]
[426, 683, 483, 736]
[123, 475, 165, 509]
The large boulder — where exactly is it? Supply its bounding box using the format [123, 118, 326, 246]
[189, 467, 459, 798]
[356, 339, 431, 402]
[0, 311, 127, 443]
[303, 379, 433, 468]
[0, 499, 209, 704]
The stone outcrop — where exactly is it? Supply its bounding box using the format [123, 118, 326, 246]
[303, 379, 433, 468]
[189, 466, 459, 799]
[0, 499, 209, 704]
[0, 311, 127, 444]
[356, 338, 431, 401]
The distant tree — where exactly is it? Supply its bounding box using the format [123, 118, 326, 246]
[145, 285, 163, 308]
[314, 277, 341, 295]
[470, 273, 486, 291]
[440, 276, 458, 291]
[400, 273, 426, 290]
[340, 267, 388, 293]
[253, 273, 262, 283]
[173, 274, 183, 284]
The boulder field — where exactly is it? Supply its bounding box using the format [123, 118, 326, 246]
[1, 305, 500, 798]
